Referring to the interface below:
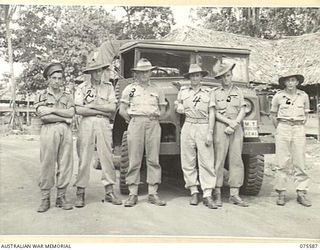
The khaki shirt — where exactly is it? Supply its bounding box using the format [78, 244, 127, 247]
[120, 82, 166, 117]
[210, 86, 246, 119]
[74, 81, 116, 106]
[176, 86, 213, 119]
[35, 89, 74, 111]
[270, 89, 310, 121]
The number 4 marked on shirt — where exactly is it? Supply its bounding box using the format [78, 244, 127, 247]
[193, 96, 201, 107]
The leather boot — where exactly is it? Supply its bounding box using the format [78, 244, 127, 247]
[276, 190, 286, 206]
[56, 188, 73, 210]
[297, 190, 312, 207]
[124, 195, 138, 207]
[37, 189, 50, 213]
[105, 192, 122, 205]
[104, 185, 122, 205]
[230, 187, 249, 207]
[148, 194, 166, 206]
[229, 195, 249, 207]
[213, 190, 222, 207]
[203, 196, 218, 209]
[189, 193, 199, 206]
[75, 187, 85, 208]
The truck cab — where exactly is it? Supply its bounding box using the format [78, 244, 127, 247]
[109, 40, 275, 195]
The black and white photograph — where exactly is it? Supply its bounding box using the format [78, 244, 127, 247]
[0, 2, 320, 245]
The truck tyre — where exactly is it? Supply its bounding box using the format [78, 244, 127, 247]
[115, 83, 121, 103]
[240, 154, 264, 196]
[119, 131, 129, 195]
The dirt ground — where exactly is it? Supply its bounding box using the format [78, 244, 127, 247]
[0, 134, 320, 240]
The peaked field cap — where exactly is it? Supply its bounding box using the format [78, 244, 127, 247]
[43, 62, 64, 80]
[83, 50, 110, 74]
[131, 58, 156, 72]
[214, 63, 236, 79]
[278, 74, 304, 86]
[183, 64, 208, 79]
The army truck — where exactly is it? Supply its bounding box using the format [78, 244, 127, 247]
[108, 40, 275, 196]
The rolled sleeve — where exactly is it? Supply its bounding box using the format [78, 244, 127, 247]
[34, 93, 46, 113]
[176, 90, 183, 105]
[108, 86, 117, 104]
[158, 88, 167, 106]
[270, 94, 279, 113]
[238, 90, 246, 107]
[66, 95, 75, 109]
[120, 86, 131, 105]
[74, 88, 84, 106]
[304, 92, 311, 113]
[209, 90, 216, 108]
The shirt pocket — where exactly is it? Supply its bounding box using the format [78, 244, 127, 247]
[230, 95, 240, 107]
[96, 95, 108, 105]
[278, 104, 290, 117]
[59, 98, 69, 109]
[148, 92, 159, 106]
[129, 92, 142, 109]
[74, 91, 84, 105]
[197, 95, 210, 112]
[216, 98, 227, 110]
[97, 87, 110, 103]
[181, 94, 192, 109]
[295, 105, 305, 117]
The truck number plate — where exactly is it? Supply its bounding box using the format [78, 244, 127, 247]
[243, 120, 258, 138]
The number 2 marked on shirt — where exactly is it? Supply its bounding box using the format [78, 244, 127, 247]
[84, 89, 94, 102]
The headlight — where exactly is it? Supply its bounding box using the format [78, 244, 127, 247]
[244, 98, 253, 114]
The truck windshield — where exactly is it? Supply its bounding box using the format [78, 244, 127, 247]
[139, 49, 248, 83]
[140, 50, 190, 77]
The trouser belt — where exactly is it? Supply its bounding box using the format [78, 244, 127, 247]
[278, 119, 304, 126]
[185, 117, 208, 124]
[43, 121, 70, 125]
[131, 115, 159, 121]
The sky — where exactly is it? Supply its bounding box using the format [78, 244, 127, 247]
[0, 5, 194, 80]
[105, 5, 195, 27]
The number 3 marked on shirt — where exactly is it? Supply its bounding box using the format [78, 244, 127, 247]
[129, 88, 136, 97]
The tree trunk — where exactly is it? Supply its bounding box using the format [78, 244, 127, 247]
[26, 92, 30, 126]
[4, 5, 19, 130]
[5, 6, 15, 107]
[123, 7, 133, 39]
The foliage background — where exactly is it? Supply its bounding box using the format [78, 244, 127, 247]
[0, 5, 319, 95]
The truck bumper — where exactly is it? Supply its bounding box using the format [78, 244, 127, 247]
[242, 142, 275, 155]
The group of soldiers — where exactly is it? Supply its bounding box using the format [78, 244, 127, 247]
[35, 52, 312, 213]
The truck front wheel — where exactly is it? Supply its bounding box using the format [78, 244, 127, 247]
[240, 154, 264, 196]
[119, 131, 129, 195]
